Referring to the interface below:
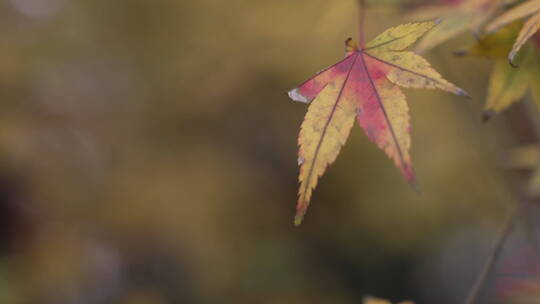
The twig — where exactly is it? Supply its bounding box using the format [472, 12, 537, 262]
[524, 97, 540, 143]
[357, 0, 366, 47]
[463, 208, 520, 304]
[521, 98, 540, 258]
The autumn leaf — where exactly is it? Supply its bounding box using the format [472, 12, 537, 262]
[363, 296, 414, 304]
[459, 24, 540, 121]
[483, 49, 539, 121]
[289, 21, 467, 225]
[486, 0, 540, 64]
[408, 0, 512, 52]
[462, 21, 522, 58]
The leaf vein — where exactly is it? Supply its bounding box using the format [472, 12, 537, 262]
[300, 54, 359, 200]
[358, 52, 408, 172]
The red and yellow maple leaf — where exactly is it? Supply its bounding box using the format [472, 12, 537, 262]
[486, 0, 540, 64]
[289, 21, 467, 225]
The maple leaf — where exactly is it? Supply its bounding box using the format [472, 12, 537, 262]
[289, 21, 467, 225]
[408, 0, 514, 52]
[459, 23, 540, 121]
[483, 48, 540, 120]
[486, 0, 540, 64]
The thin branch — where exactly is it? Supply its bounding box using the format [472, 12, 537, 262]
[521, 98, 540, 258]
[463, 208, 520, 304]
[357, 0, 366, 47]
[524, 97, 540, 144]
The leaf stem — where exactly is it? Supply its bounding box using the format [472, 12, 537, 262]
[463, 207, 520, 304]
[357, 0, 366, 47]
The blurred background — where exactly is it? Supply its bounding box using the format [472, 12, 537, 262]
[0, 0, 537, 303]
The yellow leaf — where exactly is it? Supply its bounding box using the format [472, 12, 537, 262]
[296, 65, 357, 226]
[462, 26, 540, 120]
[487, 0, 540, 63]
[367, 51, 465, 95]
[486, 0, 540, 33]
[467, 21, 521, 58]
[484, 58, 530, 120]
[416, 13, 474, 53]
[509, 11, 540, 62]
[365, 21, 437, 52]
[410, 0, 507, 52]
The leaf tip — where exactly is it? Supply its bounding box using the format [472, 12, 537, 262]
[402, 165, 418, 192]
[508, 53, 518, 68]
[288, 88, 309, 103]
[411, 179, 421, 194]
[294, 198, 309, 226]
[453, 49, 468, 57]
[456, 88, 470, 98]
[294, 206, 306, 226]
[482, 110, 496, 123]
[294, 215, 303, 226]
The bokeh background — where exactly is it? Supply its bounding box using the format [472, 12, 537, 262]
[0, 0, 537, 303]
